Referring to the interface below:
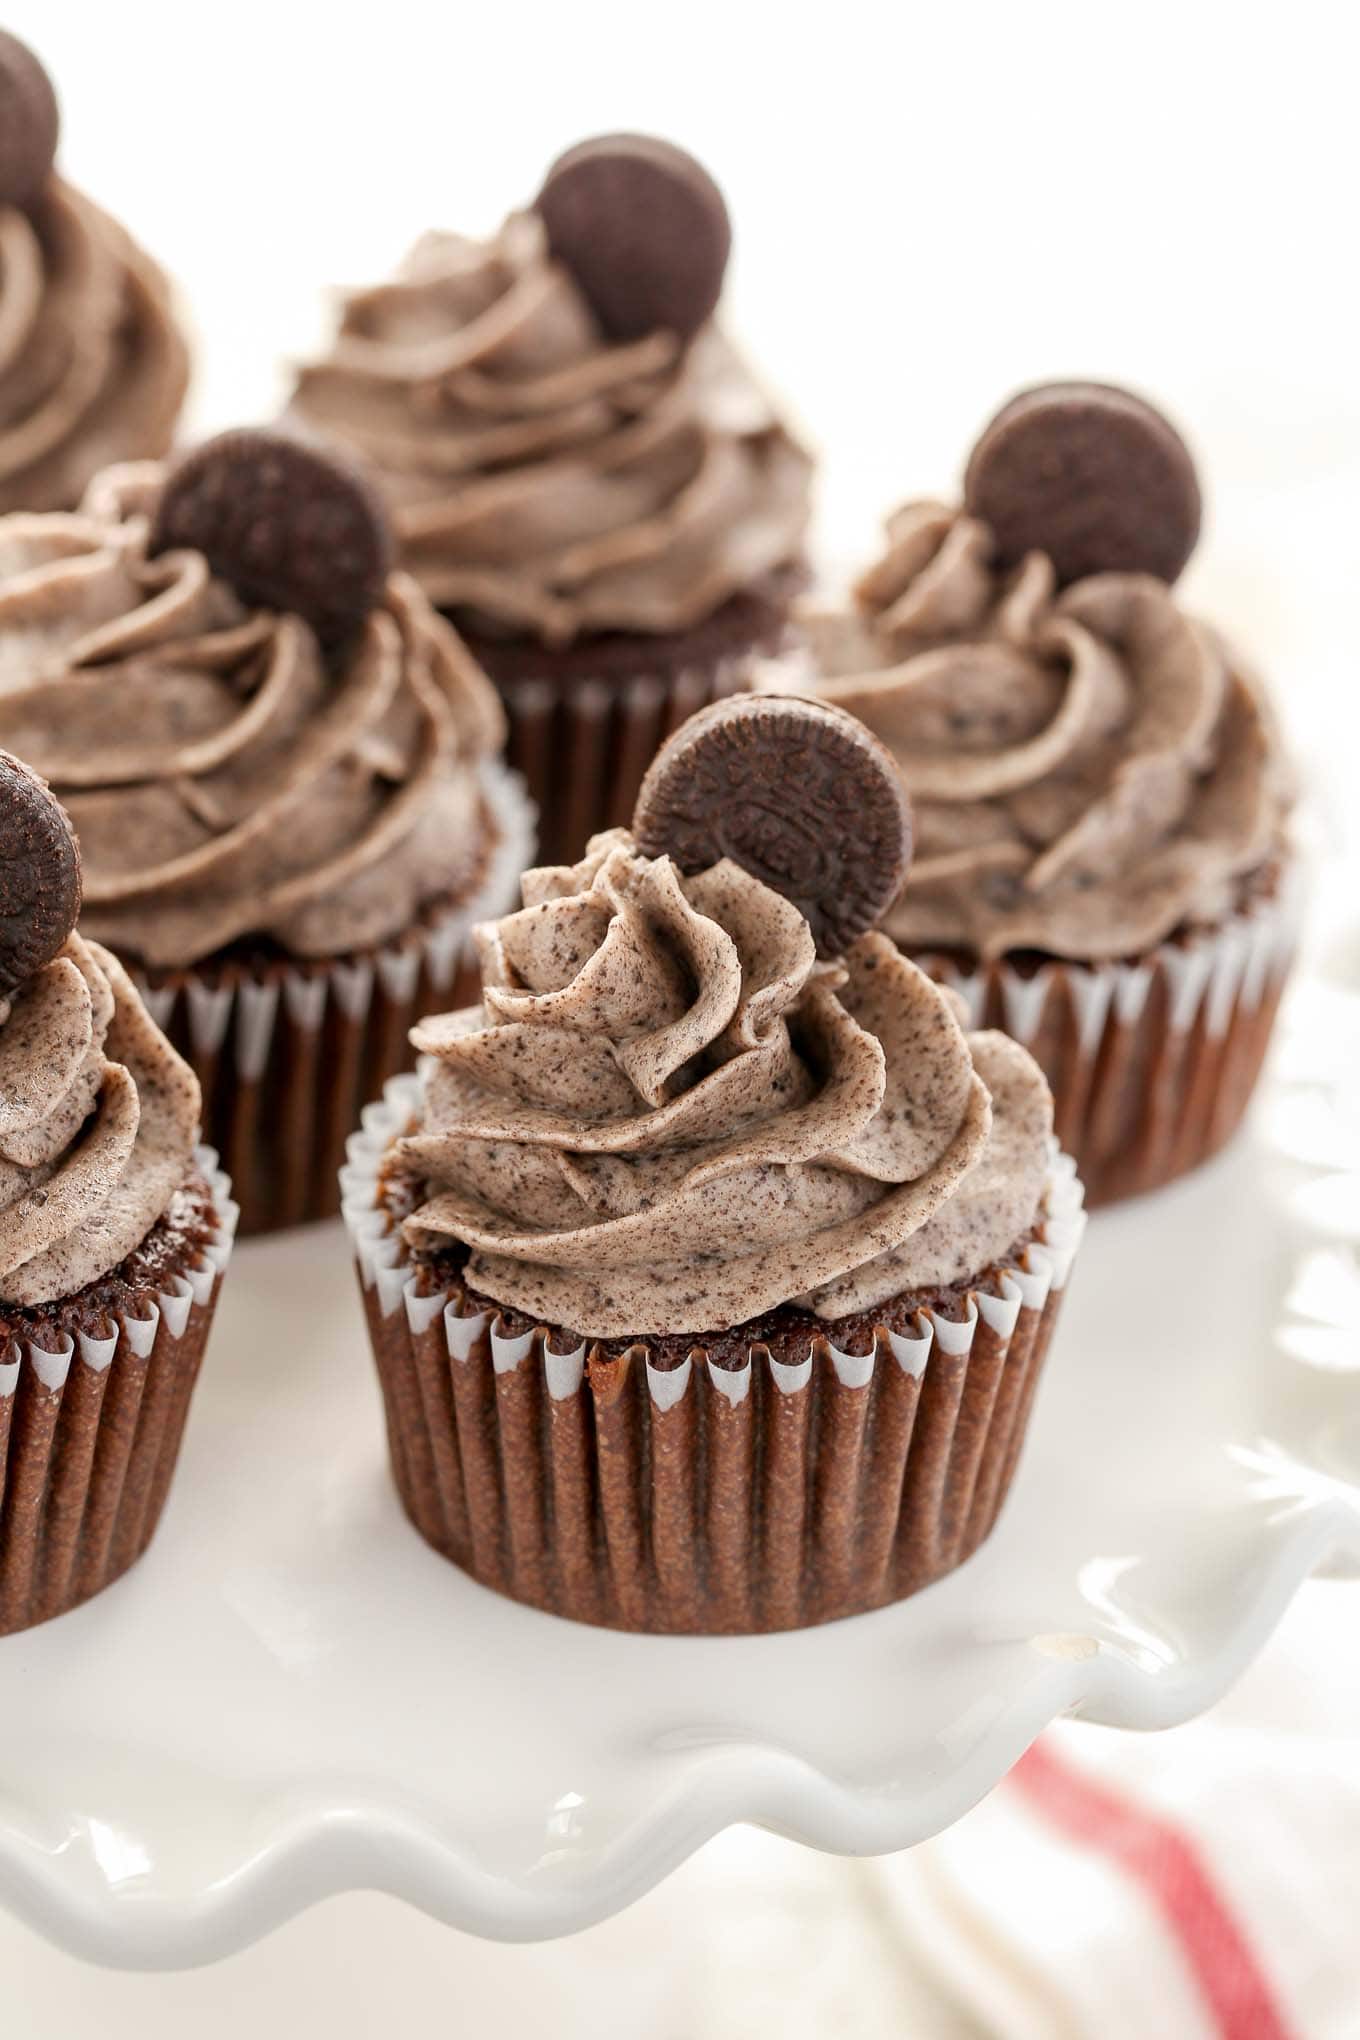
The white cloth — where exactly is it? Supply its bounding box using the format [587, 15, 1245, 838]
[876, 1580, 1360, 2039]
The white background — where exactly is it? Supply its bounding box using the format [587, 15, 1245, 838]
[4, 0, 1358, 2028]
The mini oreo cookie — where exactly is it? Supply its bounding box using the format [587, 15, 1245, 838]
[0, 750, 81, 996]
[0, 30, 59, 211]
[963, 381, 1202, 587]
[633, 695, 913, 958]
[150, 429, 394, 647]
[536, 133, 731, 345]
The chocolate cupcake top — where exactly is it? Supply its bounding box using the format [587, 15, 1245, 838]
[399, 817, 1054, 1339]
[287, 140, 811, 646]
[0, 34, 188, 516]
[768, 386, 1293, 961]
[0, 754, 200, 1306]
[0, 438, 508, 969]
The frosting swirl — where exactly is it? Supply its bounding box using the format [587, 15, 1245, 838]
[0, 180, 187, 516]
[400, 832, 1054, 1337]
[772, 502, 1293, 960]
[288, 212, 812, 645]
[0, 464, 508, 967]
[0, 932, 199, 1304]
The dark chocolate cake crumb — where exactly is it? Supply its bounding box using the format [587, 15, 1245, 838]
[460, 567, 802, 690]
[0, 1167, 219, 1355]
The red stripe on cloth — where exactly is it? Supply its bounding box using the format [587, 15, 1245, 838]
[1010, 1741, 1295, 2040]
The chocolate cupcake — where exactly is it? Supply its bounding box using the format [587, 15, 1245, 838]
[342, 698, 1085, 1635]
[288, 133, 813, 866]
[759, 384, 1298, 1206]
[0, 752, 234, 1637]
[0, 31, 188, 515]
[0, 431, 533, 1234]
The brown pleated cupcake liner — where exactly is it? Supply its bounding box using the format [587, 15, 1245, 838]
[913, 867, 1301, 1209]
[0, 1150, 237, 1639]
[500, 643, 805, 869]
[342, 1077, 1086, 1634]
[132, 762, 535, 1236]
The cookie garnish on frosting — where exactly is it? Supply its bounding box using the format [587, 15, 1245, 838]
[151, 429, 395, 649]
[0, 750, 80, 994]
[963, 381, 1202, 587]
[632, 695, 913, 958]
[0, 30, 58, 210]
[535, 133, 732, 344]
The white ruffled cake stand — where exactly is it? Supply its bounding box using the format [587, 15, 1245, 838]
[0, 976, 1355, 1969]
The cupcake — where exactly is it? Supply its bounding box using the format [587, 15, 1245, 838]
[342, 697, 1085, 1634]
[0, 752, 234, 1637]
[760, 384, 1298, 1206]
[288, 133, 813, 867]
[0, 31, 188, 514]
[0, 429, 533, 1234]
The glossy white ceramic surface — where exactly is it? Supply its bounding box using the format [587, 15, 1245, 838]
[0, 979, 1355, 1970]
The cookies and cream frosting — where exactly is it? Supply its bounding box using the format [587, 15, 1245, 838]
[0, 180, 188, 516]
[0, 464, 508, 968]
[771, 503, 1293, 961]
[0, 933, 199, 1304]
[399, 832, 1054, 1338]
[288, 211, 812, 645]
